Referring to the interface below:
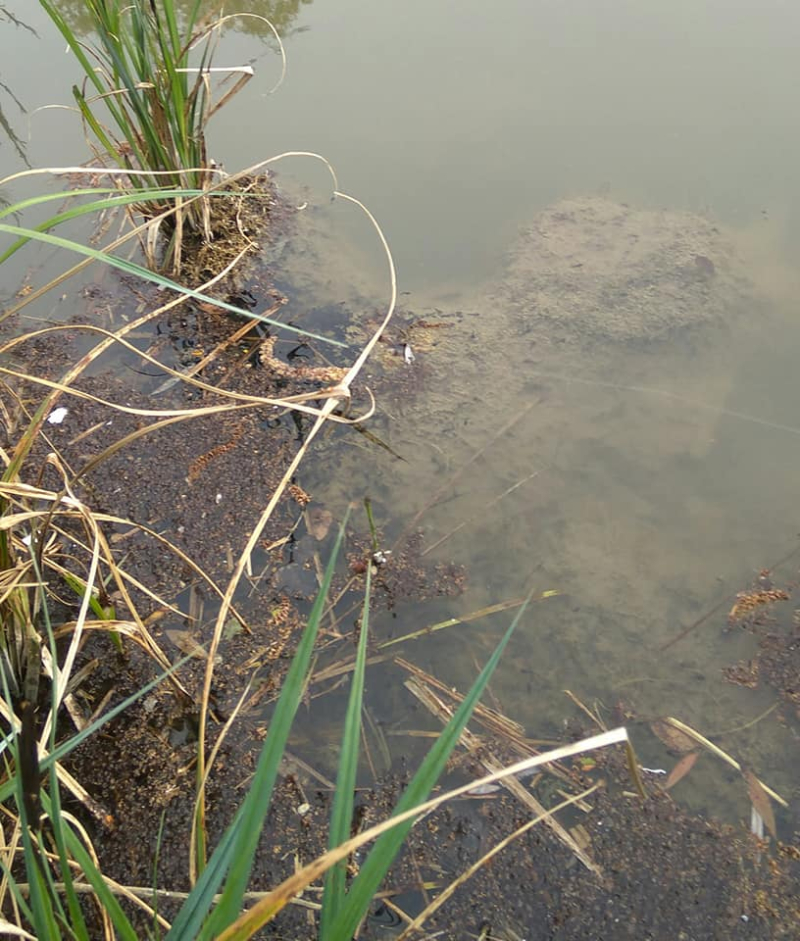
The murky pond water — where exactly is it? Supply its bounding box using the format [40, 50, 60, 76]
[2, 0, 800, 839]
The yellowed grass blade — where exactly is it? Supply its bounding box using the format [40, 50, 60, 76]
[0, 919, 37, 939]
[377, 598, 531, 649]
[192, 179, 399, 870]
[664, 716, 786, 807]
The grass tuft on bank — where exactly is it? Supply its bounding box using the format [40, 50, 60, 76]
[37, 0, 283, 274]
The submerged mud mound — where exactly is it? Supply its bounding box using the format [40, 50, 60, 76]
[493, 196, 754, 344]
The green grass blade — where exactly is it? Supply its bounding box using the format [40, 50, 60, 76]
[0, 864, 35, 933]
[52, 797, 138, 941]
[166, 514, 350, 941]
[329, 595, 532, 939]
[319, 564, 372, 938]
[0, 660, 53, 938]
[0, 221, 345, 346]
[0, 188, 120, 221]
[0, 188, 207, 265]
[37, 1, 110, 99]
[18, 825, 60, 940]
[46, 763, 90, 941]
[5, 706, 60, 939]
[71, 87, 122, 165]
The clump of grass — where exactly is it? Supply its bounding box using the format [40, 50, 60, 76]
[1, 485, 631, 938]
[37, 0, 282, 273]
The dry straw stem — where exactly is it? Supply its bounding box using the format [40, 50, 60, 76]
[0, 481, 248, 633]
[34, 454, 104, 717]
[395, 658, 542, 753]
[0, 178, 252, 326]
[0, 514, 196, 850]
[2, 151, 339, 325]
[0, 821, 24, 928]
[377, 597, 551, 650]
[306, 654, 392, 696]
[396, 782, 601, 940]
[0, 481, 198, 616]
[14, 882, 320, 918]
[710, 701, 779, 737]
[0, 476, 187, 698]
[0, 454, 106, 736]
[151, 298, 284, 395]
[192, 13, 287, 105]
[663, 716, 786, 808]
[54, 808, 115, 939]
[13, 827, 168, 932]
[188, 676, 255, 877]
[0, 920, 35, 939]
[191, 175, 399, 877]
[0, 323, 363, 426]
[563, 688, 608, 732]
[0, 171, 387, 435]
[0, 245, 248, 489]
[215, 730, 629, 938]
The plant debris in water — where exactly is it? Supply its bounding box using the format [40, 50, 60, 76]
[723, 566, 800, 720]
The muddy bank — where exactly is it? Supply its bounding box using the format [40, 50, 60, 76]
[65, 648, 800, 940]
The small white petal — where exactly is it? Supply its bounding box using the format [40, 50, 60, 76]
[46, 407, 69, 425]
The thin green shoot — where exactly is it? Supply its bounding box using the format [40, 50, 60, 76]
[320, 563, 372, 935]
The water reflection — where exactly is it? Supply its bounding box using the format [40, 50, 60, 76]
[216, 0, 314, 38]
[47, 0, 313, 39]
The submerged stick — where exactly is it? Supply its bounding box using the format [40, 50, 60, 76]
[524, 368, 800, 439]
